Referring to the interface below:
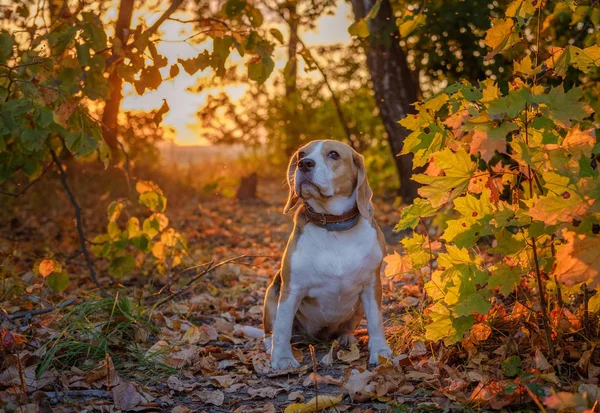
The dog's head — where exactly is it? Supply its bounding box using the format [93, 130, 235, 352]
[283, 140, 373, 220]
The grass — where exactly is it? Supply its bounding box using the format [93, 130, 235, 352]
[38, 293, 176, 383]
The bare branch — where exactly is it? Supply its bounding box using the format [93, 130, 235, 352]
[49, 148, 109, 296]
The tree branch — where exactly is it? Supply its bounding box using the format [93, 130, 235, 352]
[49, 148, 108, 296]
[144, 0, 186, 38]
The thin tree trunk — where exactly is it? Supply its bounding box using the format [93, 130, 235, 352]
[350, 0, 420, 202]
[283, 3, 300, 156]
[101, 0, 135, 154]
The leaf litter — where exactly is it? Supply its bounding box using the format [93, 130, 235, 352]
[2, 180, 600, 412]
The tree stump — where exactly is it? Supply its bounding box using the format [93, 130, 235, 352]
[236, 173, 258, 200]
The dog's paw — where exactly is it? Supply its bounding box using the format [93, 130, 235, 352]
[369, 344, 393, 365]
[271, 355, 300, 370]
[337, 332, 357, 347]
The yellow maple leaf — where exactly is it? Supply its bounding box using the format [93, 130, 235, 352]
[383, 252, 413, 278]
[484, 18, 521, 59]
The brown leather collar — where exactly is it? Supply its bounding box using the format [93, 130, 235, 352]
[302, 203, 360, 230]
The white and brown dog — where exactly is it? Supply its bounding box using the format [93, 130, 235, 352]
[263, 140, 392, 370]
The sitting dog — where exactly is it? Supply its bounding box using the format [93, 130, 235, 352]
[263, 140, 393, 370]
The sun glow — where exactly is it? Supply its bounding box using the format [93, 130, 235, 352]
[115, 2, 353, 146]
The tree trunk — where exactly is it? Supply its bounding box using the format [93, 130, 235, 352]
[349, 0, 420, 202]
[101, 0, 135, 155]
[283, 2, 300, 156]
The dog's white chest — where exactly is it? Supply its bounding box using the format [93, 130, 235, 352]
[290, 219, 382, 292]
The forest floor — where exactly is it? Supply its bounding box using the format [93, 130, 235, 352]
[0, 166, 583, 412]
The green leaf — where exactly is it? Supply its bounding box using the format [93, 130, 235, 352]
[454, 292, 491, 317]
[224, 0, 247, 17]
[0, 31, 15, 64]
[536, 85, 590, 126]
[248, 55, 274, 84]
[488, 263, 522, 296]
[269, 28, 284, 44]
[47, 271, 69, 292]
[348, 20, 370, 38]
[48, 25, 77, 55]
[487, 87, 533, 120]
[81, 12, 107, 51]
[21, 128, 46, 152]
[248, 6, 263, 27]
[109, 256, 135, 278]
[502, 356, 522, 378]
[395, 198, 439, 231]
[65, 131, 97, 157]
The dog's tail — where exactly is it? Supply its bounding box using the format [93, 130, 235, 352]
[237, 325, 271, 352]
[237, 325, 264, 339]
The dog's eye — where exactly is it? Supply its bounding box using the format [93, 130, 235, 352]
[328, 151, 340, 160]
[298, 151, 306, 160]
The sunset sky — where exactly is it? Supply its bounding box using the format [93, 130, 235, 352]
[117, 3, 354, 146]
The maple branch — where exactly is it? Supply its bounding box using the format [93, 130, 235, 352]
[49, 148, 108, 296]
[530, 235, 556, 359]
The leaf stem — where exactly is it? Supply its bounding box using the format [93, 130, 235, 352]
[531, 235, 556, 360]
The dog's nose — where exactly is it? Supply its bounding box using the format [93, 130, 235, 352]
[298, 158, 316, 172]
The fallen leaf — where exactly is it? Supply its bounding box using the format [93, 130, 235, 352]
[247, 386, 279, 398]
[193, 389, 224, 406]
[409, 341, 427, 357]
[337, 342, 360, 363]
[288, 391, 304, 401]
[112, 382, 141, 411]
[251, 352, 271, 375]
[284, 394, 343, 413]
[183, 324, 218, 344]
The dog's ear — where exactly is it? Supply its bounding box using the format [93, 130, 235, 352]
[353, 151, 374, 221]
[283, 151, 300, 214]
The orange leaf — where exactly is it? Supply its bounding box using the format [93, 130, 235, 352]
[39, 260, 55, 278]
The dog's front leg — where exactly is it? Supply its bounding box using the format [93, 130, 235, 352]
[270, 289, 302, 370]
[361, 276, 392, 365]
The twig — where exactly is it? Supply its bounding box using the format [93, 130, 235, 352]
[550, 235, 563, 307]
[531, 236, 556, 360]
[49, 148, 108, 296]
[0, 163, 52, 197]
[309, 344, 318, 411]
[524, 384, 548, 413]
[151, 254, 259, 309]
[17, 352, 27, 401]
[583, 284, 590, 338]
[9, 298, 76, 320]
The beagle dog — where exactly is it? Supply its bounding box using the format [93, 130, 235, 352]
[263, 140, 393, 370]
